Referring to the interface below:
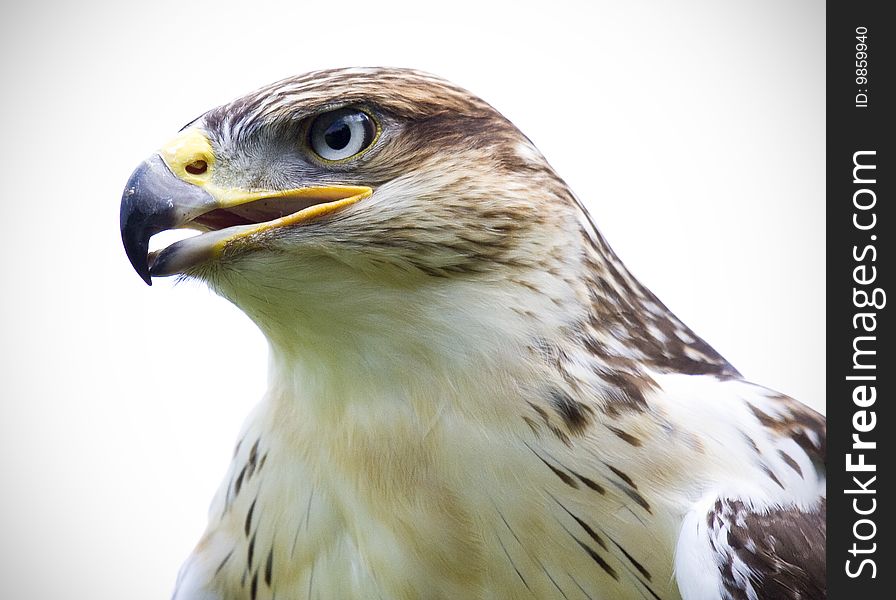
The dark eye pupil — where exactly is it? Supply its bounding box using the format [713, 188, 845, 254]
[324, 120, 351, 150]
[309, 108, 377, 160]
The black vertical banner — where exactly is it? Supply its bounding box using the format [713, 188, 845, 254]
[828, 2, 893, 598]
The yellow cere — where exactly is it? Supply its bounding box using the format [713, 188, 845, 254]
[159, 128, 216, 187]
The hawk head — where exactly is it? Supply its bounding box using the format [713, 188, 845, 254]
[122, 67, 732, 382]
[121, 68, 592, 353]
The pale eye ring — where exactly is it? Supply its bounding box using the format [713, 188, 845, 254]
[308, 108, 377, 161]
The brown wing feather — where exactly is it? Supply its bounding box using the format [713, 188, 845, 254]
[711, 499, 826, 600]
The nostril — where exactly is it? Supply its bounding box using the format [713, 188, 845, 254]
[185, 159, 208, 175]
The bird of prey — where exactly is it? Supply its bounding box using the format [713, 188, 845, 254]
[120, 68, 825, 600]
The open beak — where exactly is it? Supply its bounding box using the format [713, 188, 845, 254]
[120, 128, 372, 285]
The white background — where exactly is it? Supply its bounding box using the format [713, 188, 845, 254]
[0, 1, 823, 598]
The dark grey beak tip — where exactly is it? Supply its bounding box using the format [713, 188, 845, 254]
[120, 185, 154, 285]
[119, 155, 191, 286]
[120, 167, 165, 285]
[120, 154, 217, 285]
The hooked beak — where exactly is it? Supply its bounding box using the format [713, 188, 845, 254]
[120, 128, 372, 285]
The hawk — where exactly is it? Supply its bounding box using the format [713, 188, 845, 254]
[120, 68, 825, 600]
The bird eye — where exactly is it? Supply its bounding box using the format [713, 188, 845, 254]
[308, 108, 377, 161]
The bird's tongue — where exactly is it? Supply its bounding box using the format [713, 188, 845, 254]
[193, 197, 330, 230]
